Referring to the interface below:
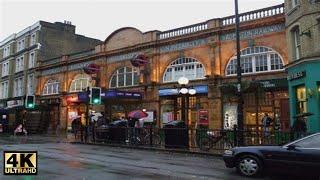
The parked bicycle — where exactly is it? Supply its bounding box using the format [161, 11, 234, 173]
[198, 130, 234, 151]
[127, 127, 161, 146]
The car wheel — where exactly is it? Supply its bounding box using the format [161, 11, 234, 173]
[236, 155, 262, 177]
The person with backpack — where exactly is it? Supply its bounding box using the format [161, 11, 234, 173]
[262, 113, 272, 137]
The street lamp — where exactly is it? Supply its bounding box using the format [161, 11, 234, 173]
[234, 0, 244, 146]
[177, 77, 196, 125]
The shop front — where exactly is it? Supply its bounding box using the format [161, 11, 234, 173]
[103, 90, 143, 121]
[40, 97, 61, 133]
[222, 78, 289, 131]
[288, 61, 320, 132]
[159, 85, 209, 128]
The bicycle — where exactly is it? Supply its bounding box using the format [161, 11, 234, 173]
[127, 127, 161, 146]
[198, 130, 234, 151]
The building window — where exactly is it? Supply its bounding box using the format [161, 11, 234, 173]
[163, 57, 205, 82]
[70, 74, 91, 92]
[29, 52, 35, 68]
[43, 79, 60, 95]
[3, 45, 10, 58]
[109, 67, 139, 88]
[17, 38, 25, 52]
[225, 46, 284, 76]
[15, 55, 24, 72]
[292, 27, 301, 60]
[296, 86, 307, 114]
[291, 0, 299, 8]
[14, 77, 24, 97]
[0, 81, 9, 99]
[30, 33, 36, 46]
[27, 74, 34, 95]
[1, 61, 10, 77]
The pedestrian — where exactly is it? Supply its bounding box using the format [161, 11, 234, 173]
[292, 116, 307, 138]
[262, 113, 272, 137]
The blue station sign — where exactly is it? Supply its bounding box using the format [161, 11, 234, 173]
[159, 85, 208, 97]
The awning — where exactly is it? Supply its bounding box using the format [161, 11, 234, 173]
[220, 78, 288, 93]
[77, 90, 143, 102]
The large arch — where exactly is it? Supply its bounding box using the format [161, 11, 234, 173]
[109, 66, 139, 88]
[162, 57, 206, 83]
[225, 46, 285, 76]
[69, 74, 92, 92]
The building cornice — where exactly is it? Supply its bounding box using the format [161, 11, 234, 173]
[285, 56, 320, 69]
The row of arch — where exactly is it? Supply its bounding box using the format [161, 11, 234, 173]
[42, 46, 285, 95]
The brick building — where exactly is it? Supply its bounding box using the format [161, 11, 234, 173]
[37, 4, 289, 132]
[0, 21, 101, 133]
[285, 0, 320, 132]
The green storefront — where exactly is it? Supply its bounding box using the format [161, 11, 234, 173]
[287, 60, 320, 133]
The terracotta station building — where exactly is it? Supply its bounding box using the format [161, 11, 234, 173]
[36, 4, 289, 132]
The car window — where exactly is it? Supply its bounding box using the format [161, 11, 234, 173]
[294, 134, 320, 148]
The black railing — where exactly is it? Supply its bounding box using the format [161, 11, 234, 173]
[74, 126, 302, 154]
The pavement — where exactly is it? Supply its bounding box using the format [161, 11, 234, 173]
[0, 135, 314, 180]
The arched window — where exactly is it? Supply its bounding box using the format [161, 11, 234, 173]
[70, 74, 91, 92]
[163, 57, 205, 82]
[109, 67, 139, 88]
[225, 46, 284, 76]
[43, 79, 60, 95]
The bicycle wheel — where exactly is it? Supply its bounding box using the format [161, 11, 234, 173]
[144, 134, 161, 146]
[199, 137, 212, 151]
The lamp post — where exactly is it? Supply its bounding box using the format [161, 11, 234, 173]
[178, 77, 197, 125]
[234, 0, 244, 146]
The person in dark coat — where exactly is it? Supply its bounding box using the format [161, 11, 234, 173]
[292, 116, 307, 138]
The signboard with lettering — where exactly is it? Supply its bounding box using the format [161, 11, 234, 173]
[198, 109, 209, 126]
[159, 85, 208, 97]
[7, 100, 23, 108]
[287, 71, 306, 81]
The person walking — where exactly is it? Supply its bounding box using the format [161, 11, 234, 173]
[262, 113, 272, 137]
[292, 116, 307, 138]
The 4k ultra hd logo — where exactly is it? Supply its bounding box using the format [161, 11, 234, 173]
[3, 151, 37, 175]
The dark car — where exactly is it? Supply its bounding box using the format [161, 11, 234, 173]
[223, 133, 320, 177]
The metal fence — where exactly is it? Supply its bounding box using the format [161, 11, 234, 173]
[74, 126, 301, 154]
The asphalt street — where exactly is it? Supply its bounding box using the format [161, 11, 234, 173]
[0, 136, 312, 180]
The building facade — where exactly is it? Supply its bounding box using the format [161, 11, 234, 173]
[285, 0, 320, 132]
[37, 4, 289, 132]
[0, 21, 101, 133]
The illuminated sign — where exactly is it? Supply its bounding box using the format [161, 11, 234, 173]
[159, 85, 208, 96]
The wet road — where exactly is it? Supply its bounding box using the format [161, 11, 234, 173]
[0, 142, 254, 180]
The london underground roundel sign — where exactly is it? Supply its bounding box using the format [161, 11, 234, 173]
[84, 63, 100, 74]
[131, 54, 148, 67]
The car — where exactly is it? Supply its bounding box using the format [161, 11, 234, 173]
[223, 133, 320, 177]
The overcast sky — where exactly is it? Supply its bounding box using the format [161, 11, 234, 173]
[0, 0, 283, 41]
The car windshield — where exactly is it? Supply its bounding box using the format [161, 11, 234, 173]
[290, 134, 320, 149]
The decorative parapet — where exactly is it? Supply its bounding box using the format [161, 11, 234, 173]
[158, 22, 208, 40]
[156, 4, 284, 40]
[220, 3, 284, 26]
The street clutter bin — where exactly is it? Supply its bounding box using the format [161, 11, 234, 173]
[164, 121, 189, 148]
[108, 120, 127, 143]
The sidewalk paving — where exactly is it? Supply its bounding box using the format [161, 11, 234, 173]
[0, 133, 75, 144]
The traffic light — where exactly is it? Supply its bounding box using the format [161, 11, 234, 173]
[90, 87, 101, 105]
[25, 95, 35, 109]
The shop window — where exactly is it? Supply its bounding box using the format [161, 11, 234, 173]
[163, 57, 205, 82]
[109, 67, 139, 88]
[226, 46, 284, 76]
[296, 86, 307, 114]
[70, 74, 91, 92]
[43, 79, 60, 95]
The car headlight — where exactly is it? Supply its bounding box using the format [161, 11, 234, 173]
[224, 150, 234, 155]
